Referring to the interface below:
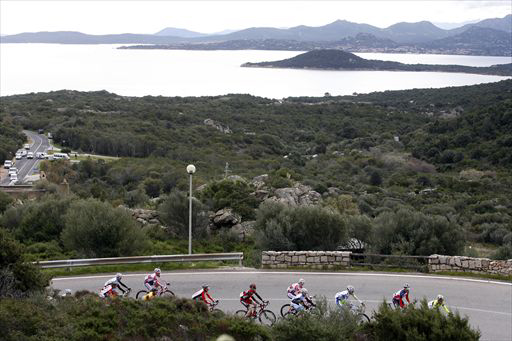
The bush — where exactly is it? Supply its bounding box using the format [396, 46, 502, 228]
[0, 228, 49, 298]
[361, 300, 480, 340]
[199, 179, 259, 219]
[0, 191, 13, 214]
[158, 191, 209, 238]
[372, 209, 465, 255]
[254, 202, 348, 250]
[61, 199, 147, 257]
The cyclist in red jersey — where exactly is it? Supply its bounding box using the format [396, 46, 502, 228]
[192, 284, 217, 307]
[240, 283, 267, 317]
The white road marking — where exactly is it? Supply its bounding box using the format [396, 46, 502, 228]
[52, 271, 512, 286]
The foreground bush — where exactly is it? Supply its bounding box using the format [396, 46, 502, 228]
[361, 300, 480, 341]
[0, 294, 270, 341]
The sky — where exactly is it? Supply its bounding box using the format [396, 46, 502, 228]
[0, 0, 511, 35]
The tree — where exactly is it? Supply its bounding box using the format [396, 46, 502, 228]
[0, 192, 13, 214]
[158, 191, 209, 238]
[61, 199, 147, 257]
[369, 171, 383, 186]
[199, 179, 259, 219]
[0, 228, 49, 297]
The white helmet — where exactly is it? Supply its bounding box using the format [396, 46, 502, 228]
[437, 294, 444, 302]
[154, 268, 161, 275]
[116, 273, 122, 280]
[347, 285, 355, 294]
[404, 283, 410, 290]
[299, 278, 305, 285]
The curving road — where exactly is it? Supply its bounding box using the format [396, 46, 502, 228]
[51, 270, 512, 340]
[1, 130, 50, 185]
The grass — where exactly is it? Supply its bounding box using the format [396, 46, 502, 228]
[43, 260, 241, 278]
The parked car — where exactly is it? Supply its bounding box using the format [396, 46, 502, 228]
[21, 150, 27, 157]
[15, 153, 22, 160]
[4, 160, 13, 169]
[27, 152, 34, 159]
[36, 152, 46, 159]
[24, 144, 30, 150]
[8, 167, 17, 174]
[9, 173, 18, 181]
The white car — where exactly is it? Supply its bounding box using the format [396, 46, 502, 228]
[9, 173, 18, 181]
[53, 153, 70, 160]
[16, 153, 22, 160]
[27, 152, 34, 159]
[3, 160, 12, 169]
[21, 150, 27, 157]
[8, 167, 17, 174]
[36, 152, 46, 159]
[24, 144, 30, 150]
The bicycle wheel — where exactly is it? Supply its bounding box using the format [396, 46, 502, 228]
[135, 290, 148, 299]
[160, 289, 175, 298]
[280, 304, 292, 317]
[283, 310, 297, 319]
[357, 313, 370, 324]
[259, 310, 277, 326]
[210, 308, 223, 317]
[235, 310, 248, 318]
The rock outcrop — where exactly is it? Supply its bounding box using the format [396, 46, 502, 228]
[267, 184, 322, 206]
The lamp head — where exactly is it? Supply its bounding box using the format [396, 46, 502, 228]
[186, 164, 196, 174]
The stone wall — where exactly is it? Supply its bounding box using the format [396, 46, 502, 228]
[262, 251, 351, 269]
[428, 254, 512, 275]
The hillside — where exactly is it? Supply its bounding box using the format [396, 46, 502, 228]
[241, 49, 512, 76]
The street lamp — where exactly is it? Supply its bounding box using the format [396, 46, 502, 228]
[186, 164, 196, 255]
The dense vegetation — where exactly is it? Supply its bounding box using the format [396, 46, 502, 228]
[0, 294, 479, 341]
[242, 50, 512, 76]
[0, 80, 511, 262]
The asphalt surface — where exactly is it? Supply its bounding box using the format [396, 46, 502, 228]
[1, 130, 50, 185]
[52, 269, 512, 340]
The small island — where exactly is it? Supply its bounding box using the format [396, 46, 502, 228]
[241, 49, 512, 76]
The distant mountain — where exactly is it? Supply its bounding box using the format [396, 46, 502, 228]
[242, 49, 512, 76]
[473, 14, 512, 32]
[421, 26, 512, 56]
[0, 31, 185, 44]
[154, 27, 207, 38]
[382, 21, 449, 43]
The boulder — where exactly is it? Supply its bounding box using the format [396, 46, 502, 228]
[210, 208, 241, 229]
[268, 184, 322, 206]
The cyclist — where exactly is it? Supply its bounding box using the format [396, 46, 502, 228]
[392, 283, 411, 309]
[99, 283, 118, 298]
[335, 285, 364, 311]
[291, 288, 315, 313]
[240, 283, 266, 317]
[192, 284, 218, 307]
[144, 268, 162, 293]
[428, 294, 450, 313]
[104, 273, 130, 295]
[287, 278, 305, 299]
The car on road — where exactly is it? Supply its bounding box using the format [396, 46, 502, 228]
[27, 152, 34, 159]
[16, 153, 22, 160]
[21, 150, 27, 157]
[8, 167, 18, 175]
[36, 152, 47, 159]
[3, 160, 12, 169]
[9, 173, 18, 182]
[53, 153, 70, 160]
[24, 144, 30, 150]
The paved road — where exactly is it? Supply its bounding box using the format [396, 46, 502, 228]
[1, 130, 50, 185]
[52, 270, 512, 340]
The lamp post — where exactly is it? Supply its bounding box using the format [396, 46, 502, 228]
[186, 164, 196, 255]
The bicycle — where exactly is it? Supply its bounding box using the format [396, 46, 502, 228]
[208, 300, 223, 317]
[136, 282, 175, 299]
[339, 301, 370, 323]
[235, 301, 277, 326]
[281, 299, 317, 317]
[100, 288, 131, 300]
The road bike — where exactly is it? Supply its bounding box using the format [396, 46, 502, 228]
[100, 288, 131, 300]
[136, 282, 175, 299]
[339, 301, 370, 323]
[208, 300, 223, 317]
[235, 301, 277, 326]
[280, 298, 317, 317]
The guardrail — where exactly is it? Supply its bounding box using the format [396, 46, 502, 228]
[34, 252, 244, 269]
[350, 253, 430, 271]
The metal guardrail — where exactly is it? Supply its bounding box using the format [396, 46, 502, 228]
[350, 253, 430, 271]
[34, 252, 244, 268]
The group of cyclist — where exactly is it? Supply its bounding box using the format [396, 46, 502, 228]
[99, 271, 450, 315]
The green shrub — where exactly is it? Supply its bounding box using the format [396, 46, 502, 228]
[0, 191, 13, 214]
[61, 198, 147, 257]
[255, 202, 348, 250]
[158, 191, 209, 238]
[199, 179, 259, 219]
[361, 300, 480, 341]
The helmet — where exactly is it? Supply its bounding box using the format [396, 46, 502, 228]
[299, 278, 305, 286]
[347, 285, 355, 294]
[404, 283, 410, 290]
[116, 273, 122, 280]
[437, 294, 444, 302]
[202, 284, 209, 289]
[154, 268, 161, 276]
[301, 288, 308, 295]
[250, 283, 256, 290]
